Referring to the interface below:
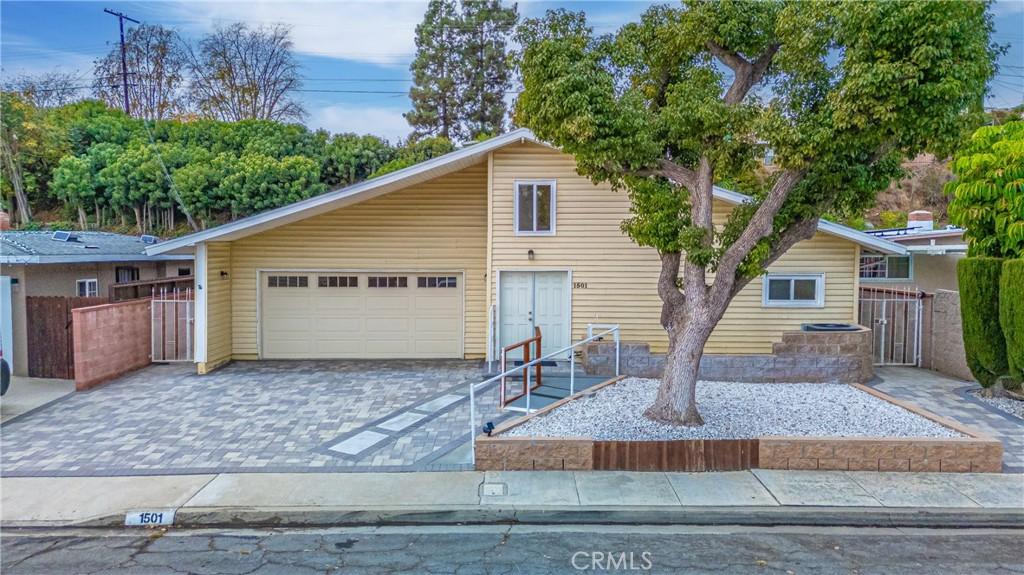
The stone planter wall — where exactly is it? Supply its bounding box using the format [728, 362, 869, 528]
[582, 327, 873, 384]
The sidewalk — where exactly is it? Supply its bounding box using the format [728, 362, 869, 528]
[3, 470, 1022, 529]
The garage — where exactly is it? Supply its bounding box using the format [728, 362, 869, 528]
[259, 271, 463, 359]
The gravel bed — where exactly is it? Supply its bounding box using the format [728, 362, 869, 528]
[505, 378, 963, 440]
[970, 391, 1024, 420]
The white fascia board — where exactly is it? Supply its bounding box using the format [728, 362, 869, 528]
[710, 186, 907, 255]
[146, 128, 541, 255]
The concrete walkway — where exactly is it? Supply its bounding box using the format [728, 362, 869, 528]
[0, 377, 74, 423]
[872, 367, 1024, 471]
[3, 470, 1021, 528]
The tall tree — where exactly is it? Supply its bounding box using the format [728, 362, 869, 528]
[516, 1, 996, 425]
[93, 24, 189, 119]
[4, 71, 84, 108]
[459, 0, 518, 138]
[186, 23, 305, 122]
[406, 0, 465, 141]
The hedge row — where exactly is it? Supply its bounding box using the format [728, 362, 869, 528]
[958, 257, 1023, 388]
[1001, 259, 1024, 382]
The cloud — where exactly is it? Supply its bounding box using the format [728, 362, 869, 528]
[311, 103, 411, 142]
[157, 0, 428, 66]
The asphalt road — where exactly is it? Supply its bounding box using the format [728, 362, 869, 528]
[2, 525, 1022, 574]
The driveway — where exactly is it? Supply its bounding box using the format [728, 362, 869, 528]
[0, 360, 503, 477]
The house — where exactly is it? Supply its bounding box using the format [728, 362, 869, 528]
[0, 229, 193, 377]
[861, 211, 966, 292]
[146, 129, 905, 378]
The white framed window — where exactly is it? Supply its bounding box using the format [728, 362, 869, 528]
[762, 273, 825, 308]
[514, 180, 556, 235]
[859, 252, 912, 281]
[76, 278, 98, 297]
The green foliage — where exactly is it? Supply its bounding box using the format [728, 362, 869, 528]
[1000, 259, 1024, 384]
[879, 211, 908, 229]
[372, 137, 455, 177]
[406, 0, 518, 141]
[947, 121, 1024, 258]
[515, 1, 997, 281]
[958, 257, 1009, 388]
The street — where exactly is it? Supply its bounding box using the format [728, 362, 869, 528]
[2, 525, 1022, 574]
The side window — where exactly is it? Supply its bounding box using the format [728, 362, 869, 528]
[115, 266, 140, 284]
[762, 274, 824, 307]
[76, 278, 98, 297]
[515, 181, 556, 235]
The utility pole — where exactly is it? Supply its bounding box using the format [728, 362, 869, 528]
[103, 8, 140, 115]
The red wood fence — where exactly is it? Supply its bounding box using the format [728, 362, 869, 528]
[26, 296, 106, 379]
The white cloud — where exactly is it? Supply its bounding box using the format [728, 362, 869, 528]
[311, 102, 411, 142]
[158, 0, 428, 66]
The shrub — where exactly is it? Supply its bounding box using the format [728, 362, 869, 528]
[1000, 259, 1024, 385]
[958, 257, 1008, 387]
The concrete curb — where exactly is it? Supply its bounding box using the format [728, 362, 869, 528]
[14, 505, 1022, 530]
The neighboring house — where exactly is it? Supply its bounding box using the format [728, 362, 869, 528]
[0, 230, 193, 376]
[146, 129, 905, 375]
[861, 210, 966, 292]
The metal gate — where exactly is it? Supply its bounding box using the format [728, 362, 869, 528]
[152, 288, 194, 362]
[858, 287, 922, 366]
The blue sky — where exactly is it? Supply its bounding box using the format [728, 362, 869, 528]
[2, 0, 1022, 143]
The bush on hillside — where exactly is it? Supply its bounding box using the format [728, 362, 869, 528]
[958, 257, 1009, 388]
[1000, 259, 1024, 386]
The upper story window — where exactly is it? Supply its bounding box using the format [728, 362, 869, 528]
[515, 181, 556, 235]
[115, 266, 140, 284]
[859, 252, 912, 281]
[763, 273, 825, 308]
[77, 278, 98, 297]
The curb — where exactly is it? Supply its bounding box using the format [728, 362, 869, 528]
[11, 506, 1023, 530]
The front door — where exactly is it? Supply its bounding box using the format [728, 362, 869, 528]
[499, 271, 570, 357]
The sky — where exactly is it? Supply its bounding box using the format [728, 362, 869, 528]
[2, 0, 1023, 143]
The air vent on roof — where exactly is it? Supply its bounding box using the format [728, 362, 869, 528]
[83, 245, 100, 249]
[51, 231, 77, 242]
[140, 234, 160, 245]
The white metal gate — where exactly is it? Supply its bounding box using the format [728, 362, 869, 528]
[152, 288, 194, 362]
[858, 287, 922, 366]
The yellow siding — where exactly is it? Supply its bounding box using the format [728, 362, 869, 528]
[202, 242, 233, 372]
[226, 162, 489, 358]
[490, 143, 858, 354]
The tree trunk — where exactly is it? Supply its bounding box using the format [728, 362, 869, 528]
[77, 206, 87, 230]
[133, 206, 143, 234]
[644, 316, 715, 426]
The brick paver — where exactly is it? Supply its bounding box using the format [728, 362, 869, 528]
[0, 360, 499, 476]
[870, 367, 1024, 472]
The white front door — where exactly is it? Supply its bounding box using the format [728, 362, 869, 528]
[498, 271, 570, 357]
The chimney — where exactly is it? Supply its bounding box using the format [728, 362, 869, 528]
[907, 210, 933, 232]
[0, 210, 10, 231]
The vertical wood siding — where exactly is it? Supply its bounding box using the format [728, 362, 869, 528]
[490, 143, 858, 354]
[225, 163, 489, 358]
[205, 242, 233, 368]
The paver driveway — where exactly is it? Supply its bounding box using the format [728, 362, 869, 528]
[0, 360, 504, 477]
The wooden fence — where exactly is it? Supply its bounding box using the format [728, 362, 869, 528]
[26, 296, 106, 379]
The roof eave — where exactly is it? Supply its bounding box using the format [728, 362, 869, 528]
[0, 254, 194, 264]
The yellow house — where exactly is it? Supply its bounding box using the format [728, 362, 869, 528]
[146, 129, 905, 374]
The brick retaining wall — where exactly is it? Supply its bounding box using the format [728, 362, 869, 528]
[583, 327, 873, 383]
[72, 299, 152, 391]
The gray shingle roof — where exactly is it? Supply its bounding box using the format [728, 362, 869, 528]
[0, 231, 192, 263]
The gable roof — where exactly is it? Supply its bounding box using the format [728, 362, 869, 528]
[1, 231, 192, 264]
[147, 128, 905, 256]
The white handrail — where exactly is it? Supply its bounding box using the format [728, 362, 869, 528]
[468, 325, 619, 465]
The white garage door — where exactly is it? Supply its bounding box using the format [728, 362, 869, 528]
[260, 272, 463, 359]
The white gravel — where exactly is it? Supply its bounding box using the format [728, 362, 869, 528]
[505, 378, 963, 440]
[971, 391, 1024, 420]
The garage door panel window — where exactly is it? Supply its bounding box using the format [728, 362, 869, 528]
[417, 276, 457, 288]
[318, 276, 358, 288]
[368, 276, 408, 288]
[268, 275, 308, 288]
[762, 274, 825, 307]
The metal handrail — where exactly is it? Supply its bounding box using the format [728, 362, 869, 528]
[499, 326, 543, 408]
[468, 325, 619, 465]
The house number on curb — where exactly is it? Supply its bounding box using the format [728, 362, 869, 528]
[573, 282, 588, 289]
[125, 509, 175, 527]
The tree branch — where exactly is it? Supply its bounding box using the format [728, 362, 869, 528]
[728, 216, 819, 299]
[707, 41, 779, 105]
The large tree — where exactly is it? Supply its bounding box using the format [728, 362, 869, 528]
[93, 24, 189, 120]
[516, 1, 996, 425]
[459, 0, 518, 138]
[186, 23, 305, 122]
[406, 0, 465, 141]
[4, 71, 84, 108]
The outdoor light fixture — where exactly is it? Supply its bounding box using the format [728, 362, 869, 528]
[220, 270, 229, 278]
[527, 249, 535, 261]
[483, 422, 495, 436]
